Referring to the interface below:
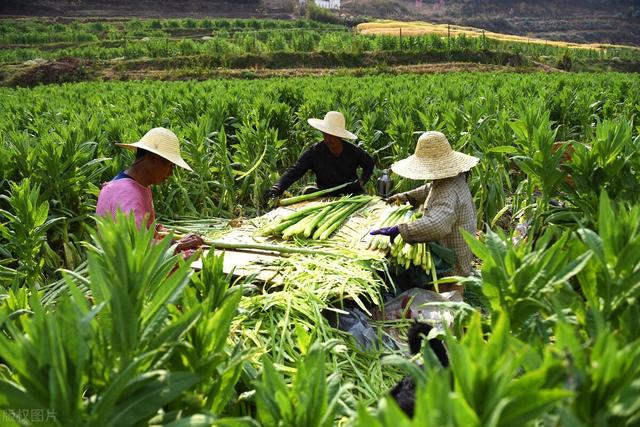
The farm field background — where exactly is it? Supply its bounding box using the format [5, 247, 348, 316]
[2, 17, 640, 86]
[1, 68, 640, 425]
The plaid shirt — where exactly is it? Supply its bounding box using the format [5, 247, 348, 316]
[397, 174, 477, 276]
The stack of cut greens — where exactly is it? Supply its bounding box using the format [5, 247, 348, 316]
[368, 205, 434, 273]
[232, 249, 404, 403]
[261, 195, 375, 240]
[158, 219, 403, 402]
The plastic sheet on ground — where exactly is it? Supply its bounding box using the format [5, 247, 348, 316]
[372, 288, 461, 331]
[333, 307, 399, 352]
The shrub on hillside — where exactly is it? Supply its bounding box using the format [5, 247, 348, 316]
[306, 3, 344, 25]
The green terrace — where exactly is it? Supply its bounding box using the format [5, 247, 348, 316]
[2, 18, 640, 86]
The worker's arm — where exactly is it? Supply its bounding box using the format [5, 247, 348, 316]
[173, 234, 204, 252]
[356, 146, 375, 185]
[269, 148, 314, 195]
[398, 191, 456, 243]
[389, 184, 431, 207]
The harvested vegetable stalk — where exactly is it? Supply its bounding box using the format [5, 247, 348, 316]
[262, 195, 374, 240]
[202, 239, 337, 258]
[278, 180, 357, 206]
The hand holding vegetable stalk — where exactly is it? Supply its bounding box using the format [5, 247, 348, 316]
[383, 194, 407, 205]
[369, 225, 401, 243]
[263, 187, 281, 203]
[155, 224, 171, 238]
[174, 233, 204, 253]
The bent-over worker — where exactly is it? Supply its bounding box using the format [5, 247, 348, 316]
[370, 131, 479, 288]
[264, 111, 375, 200]
[96, 127, 203, 253]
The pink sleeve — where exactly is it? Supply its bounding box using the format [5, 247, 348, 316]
[96, 181, 154, 229]
[115, 194, 151, 229]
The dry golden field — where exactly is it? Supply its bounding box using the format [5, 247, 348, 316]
[357, 20, 640, 51]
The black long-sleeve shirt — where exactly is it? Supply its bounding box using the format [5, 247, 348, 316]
[274, 141, 375, 196]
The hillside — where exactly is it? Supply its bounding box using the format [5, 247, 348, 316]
[2, 0, 639, 46]
[341, 0, 640, 46]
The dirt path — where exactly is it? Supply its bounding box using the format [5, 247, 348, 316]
[99, 62, 548, 82]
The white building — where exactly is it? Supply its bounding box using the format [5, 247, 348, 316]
[300, 0, 341, 10]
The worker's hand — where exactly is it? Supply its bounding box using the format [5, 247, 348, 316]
[369, 225, 400, 243]
[155, 224, 170, 238]
[178, 248, 199, 260]
[262, 187, 281, 203]
[174, 234, 204, 253]
[383, 194, 407, 205]
[344, 180, 363, 195]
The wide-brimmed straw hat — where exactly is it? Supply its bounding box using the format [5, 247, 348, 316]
[391, 131, 479, 180]
[307, 111, 357, 140]
[117, 127, 193, 171]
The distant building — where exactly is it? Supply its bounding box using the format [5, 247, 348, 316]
[300, 0, 341, 10]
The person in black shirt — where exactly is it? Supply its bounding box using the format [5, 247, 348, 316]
[264, 111, 375, 200]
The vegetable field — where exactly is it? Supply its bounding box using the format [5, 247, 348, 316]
[3, 18, 640, 86]
[1, 71, 640, 425]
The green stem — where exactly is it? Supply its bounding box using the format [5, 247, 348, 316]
[278, 180, 357, 206]
[201, 239, 340, 258]
[318, 200, 369, 240]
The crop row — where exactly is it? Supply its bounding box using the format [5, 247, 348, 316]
[0, 17, 344, 45]
[1, 71, 638, 280]
[2, 19, 639, 67]
[0, 71, 639, 425]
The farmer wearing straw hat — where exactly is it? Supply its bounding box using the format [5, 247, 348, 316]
[96, 127, 203, 252]
[370, 131, 479, 283]
[264, 111, 375, 201]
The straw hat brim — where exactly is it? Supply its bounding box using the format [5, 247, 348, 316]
[117, 142, 193, 172]
[391, 151, 479, 180]
[307, 118, 357, 140]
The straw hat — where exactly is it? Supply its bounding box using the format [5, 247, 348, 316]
[391, 131, 478, 180]
[307, 111, 357, 140]
[117, 127, 193, 171]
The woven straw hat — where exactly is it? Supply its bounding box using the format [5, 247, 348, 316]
[307, 111, 357, 140]
[391, 131, 479, 180]
[117, 127, 193, 171]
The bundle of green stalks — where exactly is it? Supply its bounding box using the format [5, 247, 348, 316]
[368, 205, 434, 273]
[261, 195, 375, 240]
[390, 234, 433, 272]
[232, 251, 405, 403]
[367, 205, 412, 251]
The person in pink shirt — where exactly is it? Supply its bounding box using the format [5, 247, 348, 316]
[96, 127, 203, 252]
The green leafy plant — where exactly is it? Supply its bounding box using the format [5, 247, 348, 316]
[510, 104, 567, 228]
[462, 228, 590, 340]
[555, 321, 640, 426]
[357, 314, 571, 426]
[0, 179, 63, 288]
[575, 191, 640, 334]
[0, 215, 246, 426]
[255, 341, 352, 426]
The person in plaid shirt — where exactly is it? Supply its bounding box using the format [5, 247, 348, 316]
[370, 131, 479, 293]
